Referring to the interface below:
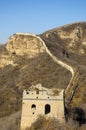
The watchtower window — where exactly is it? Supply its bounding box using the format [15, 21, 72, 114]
[31, 104, 36, 115]
[45, 104, 51, 114]
[31, 104, 36, 109]
[26, 91, 29, 94]
[12, 52, 16, 55]
[36, 90, 39, 94]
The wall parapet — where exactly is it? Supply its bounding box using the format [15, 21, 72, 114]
[23, 89, 64, 100]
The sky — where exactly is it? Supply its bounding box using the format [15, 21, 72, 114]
[0, 0, 86, 43]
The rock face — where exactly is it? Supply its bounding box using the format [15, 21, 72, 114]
[40, 22, 86, 57]
[0, 33, 46, 68]
[6, 33, 45, 57]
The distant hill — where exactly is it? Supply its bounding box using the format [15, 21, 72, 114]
[0, 22, 86, 119]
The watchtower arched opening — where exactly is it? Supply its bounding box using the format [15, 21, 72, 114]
[45, 104, 51, 114]
[31, 104, 36, 109]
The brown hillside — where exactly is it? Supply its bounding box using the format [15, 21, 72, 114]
[0, 22, 86, 121]
[0, 33, 71, 117]
[40, 22, 86, 107]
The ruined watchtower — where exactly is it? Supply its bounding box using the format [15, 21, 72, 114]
[20, 84, 65, 130]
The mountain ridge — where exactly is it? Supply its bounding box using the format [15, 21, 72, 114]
[0, 22, 86, 119]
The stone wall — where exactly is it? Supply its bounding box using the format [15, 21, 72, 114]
[20, 85, 65, 130]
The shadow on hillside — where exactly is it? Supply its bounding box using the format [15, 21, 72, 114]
[66, 107, 86, 125]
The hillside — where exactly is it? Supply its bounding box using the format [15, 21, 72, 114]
[0, 33, 71, 117]
[40, 22, 86, 107]
[0, 22, 86, 129]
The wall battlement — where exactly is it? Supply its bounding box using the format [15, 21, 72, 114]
[23, 89, 63, 100]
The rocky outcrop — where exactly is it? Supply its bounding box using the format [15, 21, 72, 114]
[6, 33, 45, 58]
[41, 22, 86, 56]
[0, 33, 46, 68]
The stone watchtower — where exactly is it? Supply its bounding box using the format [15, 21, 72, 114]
[20, 84, 65, 130]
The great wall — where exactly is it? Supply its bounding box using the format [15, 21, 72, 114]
[18, 33, 80, 130]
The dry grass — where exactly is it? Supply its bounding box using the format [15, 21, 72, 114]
[0, 22, 86, 128]
[0, 53, 71, 117]
[25, 115, 86, 130]
[0, 111, 21, 130]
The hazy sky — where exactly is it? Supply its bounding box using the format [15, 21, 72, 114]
[0, 0, 86, 43]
